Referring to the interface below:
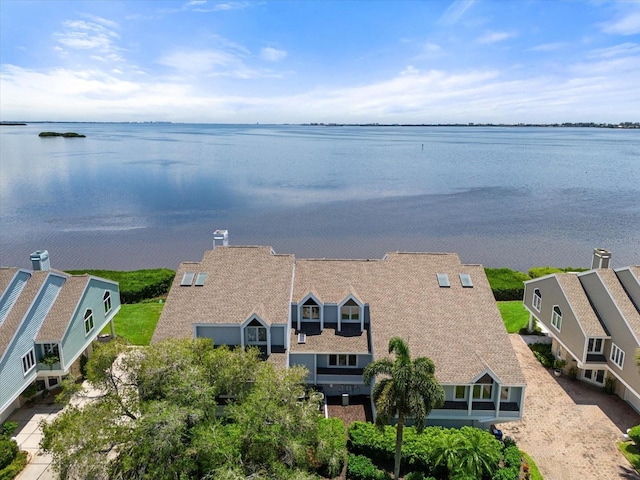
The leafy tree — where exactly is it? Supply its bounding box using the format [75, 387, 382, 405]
[363, 337, 445, 480]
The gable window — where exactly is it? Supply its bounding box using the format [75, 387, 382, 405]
[103, 291, 112, 314]
[455, 386, 466, 400]
[84, 309, 94, 335]
[532, 289, 542, 311]
[329, 354, 357, 367]
[611, 344, 625, 369]
[341, 299, 360, 321]
[246, 319, 267, 344]
[473, 373, 494, 400]
[551, 306, 562, 331]
[587, 338, 604, 354]
[22, 348, 36, 375]
[302, 299, 320, 320]
[43, 343, 59, 357]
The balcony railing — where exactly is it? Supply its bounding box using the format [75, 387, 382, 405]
[316, 367, 364, 376]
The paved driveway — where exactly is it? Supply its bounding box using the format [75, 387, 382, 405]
[501, 335, 640, 480]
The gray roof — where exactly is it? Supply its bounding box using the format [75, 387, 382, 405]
[152, 246, 295, 343]
[555, 273, 607, 337]
[156, 247, 525, 386]
[36, 275, 90, 342]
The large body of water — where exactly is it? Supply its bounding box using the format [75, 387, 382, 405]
[1, 123, 638, 272]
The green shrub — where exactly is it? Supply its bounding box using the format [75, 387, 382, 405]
[65, 269, 175, 304]
[0, 439, 18, 470]
[0, 450, 27, 480]
[492, 466, 520, 480]
[528, 266, 588, 278]
[315, 418, 346, 478]
[484, 268, 530, 301]
[628, 425, 640, 445]
[0, 423, 17, 439]
[347, 422, 395, 467]
[502, 436, 517, 449]
[502, 445, 521, 470]
[347, 454, 390, 480]
[529, 343, 554, 368]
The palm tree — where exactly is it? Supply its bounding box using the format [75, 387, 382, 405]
[363, 337, 445, 480]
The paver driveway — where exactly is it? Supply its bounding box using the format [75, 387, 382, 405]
[500, 335, 640, 480]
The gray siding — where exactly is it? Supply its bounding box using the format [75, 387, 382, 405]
[289, 353, 315, 382]
[323, 305, 338, 324]
[316, 353, 371, 368]
[617, 269, 640, 309]
[61, 279, 120, 369]
[196, 325, 241, 346]
[270, 324, 286, 346]
[0, 273, 64, 416]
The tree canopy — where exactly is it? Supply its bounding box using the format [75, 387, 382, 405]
[41, 339, 344, 480]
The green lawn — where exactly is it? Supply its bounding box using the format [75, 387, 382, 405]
[101, 301, 164, 345]
[497, 301, 530, 333]
[521, 451, 543, 480]
[619, 441, 640, 471]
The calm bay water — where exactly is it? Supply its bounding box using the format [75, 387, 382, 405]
[1, 123, 638, 271]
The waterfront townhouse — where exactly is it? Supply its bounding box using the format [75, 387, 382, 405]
[152, 231, 526, 427]
[0, 250, 121, 422]
[523, 249, 640, 412]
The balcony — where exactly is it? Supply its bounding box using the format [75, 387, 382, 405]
[37, 361, 62, 372]
[585, 353, 607, 363]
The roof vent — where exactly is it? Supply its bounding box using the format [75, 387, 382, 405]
[213, 230, 229, 249]
[298, 333, 306, 344]
[30, 250, 50, 271]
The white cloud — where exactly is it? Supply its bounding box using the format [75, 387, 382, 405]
[588, 42, 640, 59]
[601, 10, 640, 35]
[260, 47, 287, 62]
[54, 18, 124, 64]
[477, 31, 515, 44]
[438, 0, 475, 26]
[529, 42, 566, 52]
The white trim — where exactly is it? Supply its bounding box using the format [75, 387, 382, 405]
[587, 337, 605, 354]
[22, 348, 36, 375]
[611, 343, 625, 369]
[83, 308, 95, 336]
[298, 293, 323, 331]
[551, 305, 562, 331]
[532, 288, 542, 312]
[469, 367, 501, 385]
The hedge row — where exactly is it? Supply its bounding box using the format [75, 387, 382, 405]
[347, 454, 390, 480]
[484, 268, 531, 301]
[65, 269, 175, 304]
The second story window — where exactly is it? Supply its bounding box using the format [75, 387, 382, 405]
[22, 348, 36, 375]
[341, 299, 360, 320]
[533, 289, 542, 311]
[103, 291, 112, 314]
[84, 309, 94, 335]
[611, 344, 625, 369]
[551, 306, 562, 331]
[587, 338, 603, 353]
[43, 343, 59, 357]
[302, 299, 320, 320]
[329, 354, 357, 367]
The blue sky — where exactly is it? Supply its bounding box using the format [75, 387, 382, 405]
[1, 0, 639, 123]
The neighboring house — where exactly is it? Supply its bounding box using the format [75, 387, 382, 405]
[0, 250, 121, 422]
[152, 231, 526, 428]
[523, 248, 640, 412]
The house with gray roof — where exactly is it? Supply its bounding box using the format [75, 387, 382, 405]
[523, 248, 640, 412]
[0, 251, 121, 422]
[152, 231, 526, 427]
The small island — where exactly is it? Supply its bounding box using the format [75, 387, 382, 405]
[38, 131, 86, 138]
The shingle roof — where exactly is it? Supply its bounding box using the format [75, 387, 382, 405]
[152, 246, 295, 343]
[0, 271, 48, 359]
[0, 269, 16, 294]
[597, 269, 640, 338]
[289, 324, 370, 354]
[555, 273, 607, 336]
[36, 275, 89, 342]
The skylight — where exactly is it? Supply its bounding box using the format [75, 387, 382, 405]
[298, 333, 306, 344]
[460, 273, 473, 288]
[437, 273, 450, 288]
[194, 272, 208, 286]
[181, 272, 195, 286]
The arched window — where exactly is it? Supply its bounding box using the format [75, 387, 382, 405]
[84, 309, 94, 335]
[103, 291, 112, 314]
[551, 305, 562, 330]
[533, 289, 542, 311]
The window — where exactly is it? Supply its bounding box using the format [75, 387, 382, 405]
[194, 272, 208, 286]
[532, 289, 542, 311]
[455, 386, 466, 399]
[43, 343, 59, 357]
[588, 338, 604, 354]
[84, 309, 94, 335]
[180, 272, 195, 286]
[302, 299, 320, 320]
[459, 273, 473, 288]
[500, 387, 510, 401]
[103, 291, 112, 314]
[246, 326, 267, 344]
[22, 348, 36, 375]
[472, 384, 493, 400]
[341, 299, 359, 320]
[437, 273, 450, 288]
[611, 344, 625, 368]
[329, 354, 357, 367]
[551, 306, 562, 331]
[47, 377, 59, 388]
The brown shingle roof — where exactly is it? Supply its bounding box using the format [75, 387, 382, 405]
[0, 271, 48, 358]
[152, 246, 295, 343]
[556, 273, 607, 336]
[0, 269, 16, 294]
[36, 276, 89, 342]
[290, 324, 370, 354]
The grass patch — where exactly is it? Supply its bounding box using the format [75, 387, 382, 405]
[101, 301, 164, 345]
[497, 301, 530, 333]
[619, 441, 640, 471]
[521, 451, 543, 480]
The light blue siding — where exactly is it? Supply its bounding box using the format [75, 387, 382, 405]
[196, 325, 241, 345]
[323, 305, 338, 323]
[0, 271, 31, 326]
[270, 325, 286, 346]
[60, 278, 120, 368]
[0, 273, 65, 416]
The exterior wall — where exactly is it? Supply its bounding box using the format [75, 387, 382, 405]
[270, 324, 286, 347]
[524, 278, 586, 357]
[60, 279, 120, 370]
[323, 305, 338, 324]
[0, 273, 65, 420]
[289, 353, 316, 382]
[616, 269, 640, 307]
[196, 325, 241, 345]
[316, 353, 371, 368]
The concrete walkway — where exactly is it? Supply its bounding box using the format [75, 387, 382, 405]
[501, 335, 640, 480]
[8, 401, 60, 480]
